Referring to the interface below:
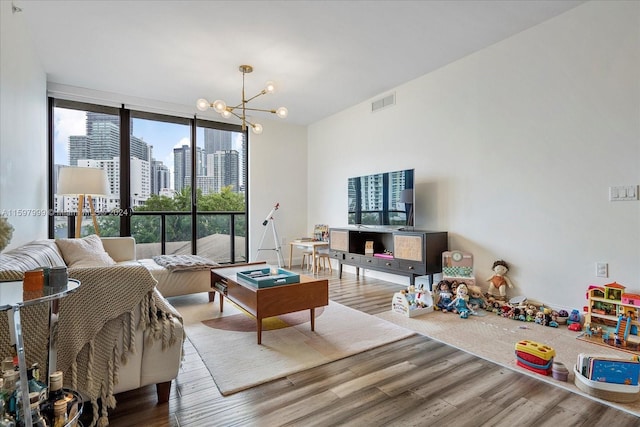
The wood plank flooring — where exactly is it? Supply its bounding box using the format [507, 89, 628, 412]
[86, 269, 640, 426]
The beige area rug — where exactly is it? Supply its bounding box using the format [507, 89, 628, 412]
[170, 294, 415, 396]
[376, 309, 640, 417]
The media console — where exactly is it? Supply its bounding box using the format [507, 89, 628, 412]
[329, 227, 448, 286]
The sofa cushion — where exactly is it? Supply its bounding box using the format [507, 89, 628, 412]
[0, 240, 66, 278]
[55, 234, 117, 268]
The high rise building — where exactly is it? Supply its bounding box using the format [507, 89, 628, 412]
[68, 112, 153, 205]
[204, 128, 232, 158]
[173, 144, 204, 192]
[69, 135, 89, 166]
[131, 135, 150, 161]
[151, 160, 171, 195]
[84, 112, 120, 160]
[211, 150, 239, 193]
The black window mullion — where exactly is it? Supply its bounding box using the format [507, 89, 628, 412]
[120, 106, 131, 237]
[47, 97, 55, 239]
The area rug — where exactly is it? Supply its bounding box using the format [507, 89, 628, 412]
[170, 294, 415, 396]
[375, 309, 640, 417]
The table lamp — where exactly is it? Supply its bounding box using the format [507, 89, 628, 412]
[57, 167, 110, 238]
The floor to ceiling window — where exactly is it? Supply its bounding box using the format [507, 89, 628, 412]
[49, 99, 248, 264]
[51, 101, 121, 238]
[195, 123, 247, 263]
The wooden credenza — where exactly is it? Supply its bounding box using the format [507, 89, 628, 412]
[329, 228, 448, 286]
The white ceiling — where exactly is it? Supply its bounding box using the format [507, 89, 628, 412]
[16, 0, 584, 126]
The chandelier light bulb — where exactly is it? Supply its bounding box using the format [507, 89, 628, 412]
[212, 100, 227, 114]
[276, 107, 288, 119]
[265, 81, 276, 94]
[251, 123, 263, 134]
[221, 110, 231, 118]
[196, 98, 210, 111]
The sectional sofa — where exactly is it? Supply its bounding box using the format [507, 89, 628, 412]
[0, 235, 208, 426]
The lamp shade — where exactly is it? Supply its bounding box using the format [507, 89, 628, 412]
[57, 167, 110, 196]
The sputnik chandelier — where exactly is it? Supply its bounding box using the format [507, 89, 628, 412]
[196, 65, 288, 134]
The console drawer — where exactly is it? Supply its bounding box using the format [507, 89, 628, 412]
[398, 260, 425, 275]
[377, 258, 399, 270]
[344, 253, 361, 264]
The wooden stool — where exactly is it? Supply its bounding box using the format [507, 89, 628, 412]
[301, 249, 314, 270]
[315, 252, 332, 272]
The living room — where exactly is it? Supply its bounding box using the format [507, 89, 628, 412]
[1, 0, 639, 425]
[3, 1, 637, 311]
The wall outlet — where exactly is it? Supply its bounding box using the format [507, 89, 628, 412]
[596, 262, 608, 278]
[610, 185, 639, 201]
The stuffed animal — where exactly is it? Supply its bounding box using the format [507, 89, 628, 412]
[467, 285, 487, 310]
[435, 280, 453, 312]
[414, 281, 431, 308]
[486, 260, 513, 298]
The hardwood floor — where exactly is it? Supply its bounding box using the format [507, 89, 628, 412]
[91, 269, 640, 426]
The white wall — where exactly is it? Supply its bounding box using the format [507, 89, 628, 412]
[248, 120, 308, 266]
[0, 1, 47, 249]
[307, 1, 640, 310]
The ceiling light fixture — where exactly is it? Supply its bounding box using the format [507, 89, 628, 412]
[196, 65, 288, 134]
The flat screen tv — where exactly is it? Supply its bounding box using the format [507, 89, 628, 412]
[348, 168, 414, 227]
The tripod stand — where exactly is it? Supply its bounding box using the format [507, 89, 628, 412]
[255, 202, 284, 267]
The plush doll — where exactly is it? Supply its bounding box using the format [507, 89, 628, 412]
[435, 280, 453, 311]
[486, 260, 513, 298]
[467, 285, 487, 310]
[447, 283, 475, 318]
[450, 281, 459, 297]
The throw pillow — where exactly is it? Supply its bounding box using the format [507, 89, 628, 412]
[55, 235, 117, 268]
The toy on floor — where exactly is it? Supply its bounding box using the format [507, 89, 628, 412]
[467, 284, 487, 310]
[447, 283, 476, 318]
[486, 260, 513, 298]
[568, 322, 582, 331]
[567, 309, 581, 325]
[414, 281, 431, 308]
[435, 280, 454, 312]
[515, 340, 555, 376]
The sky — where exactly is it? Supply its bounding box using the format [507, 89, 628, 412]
[53, 107, 243, 189]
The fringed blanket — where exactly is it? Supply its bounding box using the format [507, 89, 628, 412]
[0, 264, 182, 427]
[152, 254, 218, 272]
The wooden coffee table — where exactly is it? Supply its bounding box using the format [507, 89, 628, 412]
[210, 263, 329, 344]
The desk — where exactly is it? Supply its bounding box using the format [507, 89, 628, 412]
[0, 279, 81, 426]
[288, 241, 329, 274]
[210, 263, 328, 344]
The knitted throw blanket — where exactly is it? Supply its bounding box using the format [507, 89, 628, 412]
[0, 264, 182, 427]
[152, 254, 218, 272]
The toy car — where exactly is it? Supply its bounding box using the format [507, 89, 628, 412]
[568, 323, 582, 331]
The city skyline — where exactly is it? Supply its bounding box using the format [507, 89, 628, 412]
[53, 107, 245, 193]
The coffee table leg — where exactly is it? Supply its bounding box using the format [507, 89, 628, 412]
[257, 318, 262, 344]
[219, 293, 224, 312]
[310, 308, 316, 331]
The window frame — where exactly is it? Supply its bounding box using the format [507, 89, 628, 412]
[48, 98, 249, 262]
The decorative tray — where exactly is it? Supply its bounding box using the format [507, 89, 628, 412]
[237, 268, 300, 288]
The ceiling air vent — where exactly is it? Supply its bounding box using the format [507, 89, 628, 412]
[371, 93, 395, 112]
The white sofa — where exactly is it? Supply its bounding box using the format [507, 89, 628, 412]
[0, 237, 186, 426]
[102, 236, 216, 300]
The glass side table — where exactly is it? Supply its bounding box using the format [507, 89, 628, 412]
[0, 279, 81, 426]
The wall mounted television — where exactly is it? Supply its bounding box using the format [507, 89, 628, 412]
[348, 168, 414, 227]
